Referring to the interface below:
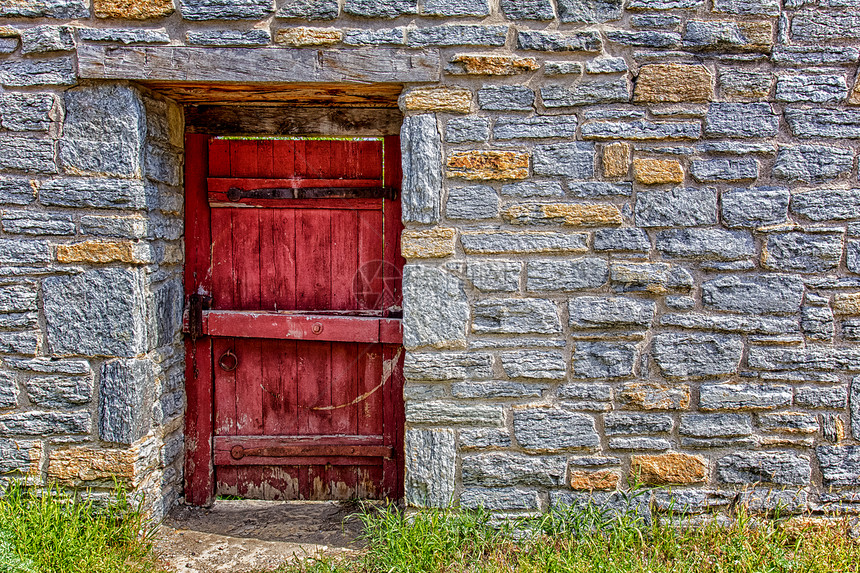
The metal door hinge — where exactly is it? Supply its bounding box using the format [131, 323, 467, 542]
[187, 294, 212, 341]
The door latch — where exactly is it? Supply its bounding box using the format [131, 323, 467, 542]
[187, 294, 212, 341]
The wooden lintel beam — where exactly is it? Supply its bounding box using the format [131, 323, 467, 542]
[185, 105, 403, 135]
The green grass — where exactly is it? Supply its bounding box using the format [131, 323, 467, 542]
[0, 482, 165, 573]
[278, 495, 860, 573]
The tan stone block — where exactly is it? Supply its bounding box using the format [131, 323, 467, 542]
[401, 228, 456, 259]
[447, 150, 529, 180]
[603, 142, 630, 179]
[570, 470, 619, 491]
[503, 203, 623, 227]
[634, 64, 713, 103]
[849, 76, 860, 105]
[0, 26, 19, 37]
[618, 382, 690, 410]
[448, 55, 539, 76]
[48, 447, 136, 484]
[56, 241, 137, 264]
[94, 0, 174, 19]
[834, 293, 860, 315]
[404, 87, 473, 114]
[632, 452, 707, 485]
[275, 27, 343, 47]
[633, 158, 684, 185]
[738, 21, 773, 51]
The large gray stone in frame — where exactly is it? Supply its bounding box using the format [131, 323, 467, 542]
[532, 142, 595, 178]
[513, 407, 600, 451]
[717, 451, 811, 485]
[60, 84, 146, 178]
[702, 275, 805, 314]
[404, 428, 455, 507]
[401, 114, 441, 224]
[403, 265, 468, 350]
[99, 358, 153, 445]
[721, 186, 789, 229]
[557, 0, 622, 22]
[817, 445, 860, 487]
[472, 298, 560, 334]
[462, 452, 567, 486]
[773, 144, 853, 183]
[43, 268, 147, 358]
[652, 332, 743, 379]
[0, 0, 89, 18]
[636, 187, 717, 227]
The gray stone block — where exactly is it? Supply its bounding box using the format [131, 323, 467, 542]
[461, 231, 588, 254]
[627, 0, 702, 7]
[473, 298, 560, 334]
[466, 261, 519, 292]
[791, 189, 860, 221]
[847, 240, 860, 274]
[656, 228, 754, 261]
[680, 413, 753, 437]
[445, 117, 488, 143]
[39, 178, 148, 210]
[342, 28, 405, 45]
[408, 25, 507, 47]
[0, 135, 56, 174]
[0, 38, 16, 54]
[790, 11, 860, 42]
[0, 178, 35, 205]
[699, 383, 792, 411]
[0, 372, 17, 409]
[501, 181, 564, 199]
[568, 296, 655, 329]
[0, 438, 37, 474]
[690, 159, 758, 182]
[276, 0, 338, 19]
[544, 61, 583, 76]
[772, 46, 859, 66]
[0, 331, 39, 355]
[852, 375, 860, 440]
[568, 182, 633, 197]
[43, 268, 147, 358]
[651, 490, 735, 514]
[5, 357, 91, 375]
[514, 407, 599, 451]
[179, 0, 274, 20]
[78, 28, 171, 44]
[557, 383, 612, 401]
[459, 427, 511, 449]
[526, 258, 607, 292]
[2, 211, 75, 235]
[462, 452, 567, 486]
[422, 0, 489, 15]
[580, 119, 700, 140]
[0, 57, 76, 87]
[404, 352, 493, 380]
[610, 262, 694, 293]
[773, 144, 853, 183]
[705, 103, 778, 138]
[99, 359, 152, 444]
[586, 56, 628, 73]
[593, 229, 650, 253]
[406, 401, 504, 425]
[186, 30, 270, 46]
[557, 0, 621, 23]
[573, 341, 638, 379]
[21, 25, 74, 54]
[653, 333, 742, 379]
[60, 84, 145, 178]
[802, 305, 834, 341]
[0, 411, 90, 436]
[344, 0, 416, 17]
[606, 30, 681, 47]
[405, 428, 455, 507]
[631, 14, 682, 29]
[532, 142, 595, 178]
[403, 265, 468, 350]
[477, 86, 534, 111]
[701, 274, 805, 314]
[0, 285, 37, 314]
[609, 437, 671, 450]
[660, 312, 799, 336]
[748, 345, 860, 371]
[817, 446, 860, 487]
[784, 108, 860, 139]
[775, 75, 848, 103]
[493, 115, 578, 140]
[0, 93, 58, 132]
[452, 381, 544, 399]
[759, 411, 818, 434]
[713, 0, 779, 14]
[721, 186, 789, 228]
[763, 232, 843, 273]
[540, 79, 630, 107]
[717, 452, 811, 485]
[0, 0, 88, 18]
[460, 487, 539, 510]
[517, 30, 601, 52]
[605, 412, 672, 435]
[500, 0, 554, 20]
[26, 375, 91, 409]
[501, 350, 566, 380]
[636, 186, 717, 227]
[401, 115, 441, 224]
[795, 385, 846, 409]
[446, 185, 498, 219]
[0, 239, 50, 264]
[719, 69, 773, 99]
[683, 20, 769, 51]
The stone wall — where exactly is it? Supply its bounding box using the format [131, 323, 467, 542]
[1, 0, 860, 516]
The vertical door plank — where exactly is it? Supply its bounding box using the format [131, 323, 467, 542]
[232, 209, 261, 310]
[229, 139, 259, 177]
[257, 139, 275, 178]
[262, 339, 299, 436]
[272, 209, 297, 311]
[297, 341, 332, 434]
[357, 210, 384, 311]
[208, 138, 231, 177]
[213, 337, 237, 436]
[330, 342, 358, 435]
[356, 344, 383, 436]
[210, 209, 234, 310]
[272, 139, 296, 178]
[235, 338, 264, 435]
[295, 210, 331, 311]
[330, 209, 358, 310]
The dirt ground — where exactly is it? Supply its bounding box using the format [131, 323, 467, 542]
[155, 500, 366, 572]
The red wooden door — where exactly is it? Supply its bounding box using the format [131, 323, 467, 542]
[184, 135, 404, 504]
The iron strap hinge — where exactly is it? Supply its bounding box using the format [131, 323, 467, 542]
[187, 294, 212, 341]
[226, 186, 398, 202]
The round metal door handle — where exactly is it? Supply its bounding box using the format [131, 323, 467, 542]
[219, 350, 238, 372]
[311, 322, 323, 334]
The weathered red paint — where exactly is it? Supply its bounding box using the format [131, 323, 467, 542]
[184, 137, 404, 503]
